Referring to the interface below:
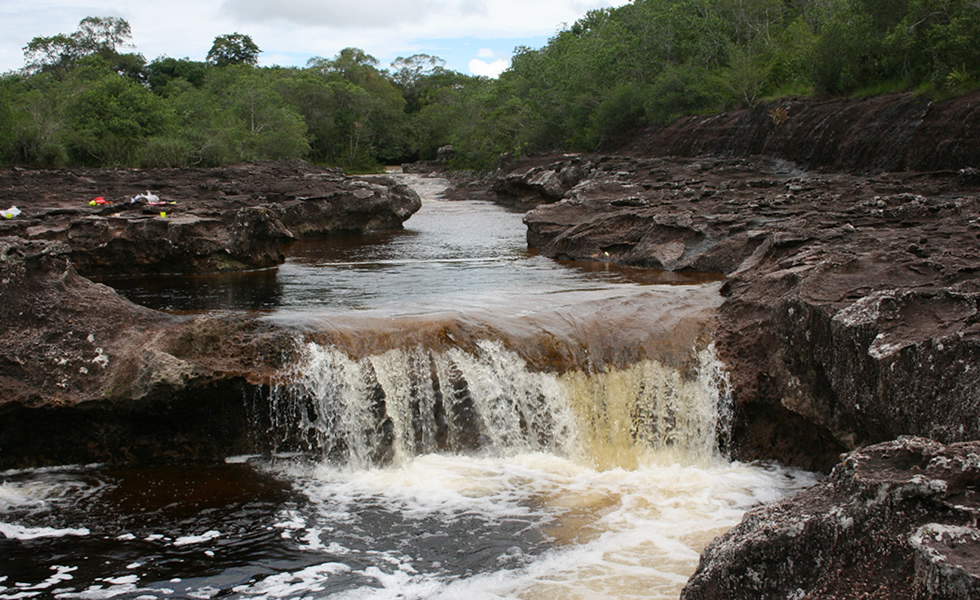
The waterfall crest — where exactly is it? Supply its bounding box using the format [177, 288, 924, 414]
[266, 339, 731, 470]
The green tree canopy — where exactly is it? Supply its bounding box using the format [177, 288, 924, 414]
[207, 33, 261, 67]
[22, 16, 145, 80]
[3, 5, 978, 171]
[146, 57, 208, 94]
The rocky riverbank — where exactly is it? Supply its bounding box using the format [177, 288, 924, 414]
[1, 90, 978, 597]
[0, 161, 421, 276]
[682, 436, 980, 600]
[0, 235, 299, 466]
[0, 162, 420, 466]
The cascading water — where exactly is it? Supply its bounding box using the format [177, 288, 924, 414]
[0, 173, 818, 600]
[267, 340, 731, 471]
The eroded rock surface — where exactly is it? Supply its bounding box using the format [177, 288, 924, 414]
[499, 91, 980, 599]
[681, 437, 980, 600]
[0, 162, 422, 466]
[0, 236, 299, 467]
[619, 90, 980, 173]
[0, 161, 421, 275]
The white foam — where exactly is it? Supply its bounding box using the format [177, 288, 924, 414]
[55, 583, 143, 599]
[0, 469, 108, 516]
[259, 451, 818, 600]
[101, 576, 138, 586]
[173, 530, 221, 547]
[0, 522, 89, 540]
[224, 455, 261, 464]
[0, 566, 77, 598]
[329, 564, 444, 600]
[231, 562, 351, 597]
[414, 457, 817, 599]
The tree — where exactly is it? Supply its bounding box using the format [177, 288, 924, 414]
[62, 58, 171, 165]
[146, 57, 208, 94]
[715, 42, 773, 106]
[207, 33, 260, 67]
[307, 48, 385, 88]
[390, 54, 453, 114]
[0, 72, 70, 166]
[301, 49, 411, 167]
[885, 0, 980, 89]
[75, 16, 134, 54]
[22, 16, 144, 79]
[22, 34, 84, 74]
[200, 66, 308, 162]
[390, 54, 446, 88]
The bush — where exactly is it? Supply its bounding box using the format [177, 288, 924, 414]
[137, 137, 192, 168]
[647, 65, 725, 125]
[591, 83, 652, 145]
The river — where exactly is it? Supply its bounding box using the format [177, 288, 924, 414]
[0, 174, 817, 599]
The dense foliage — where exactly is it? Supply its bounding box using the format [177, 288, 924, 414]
[1, 1, 977, 171]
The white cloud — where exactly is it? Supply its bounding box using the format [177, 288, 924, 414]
[221, 0, 425, 28]
[477, 48, 495, 58]
[469, 57, 509, 78]
[220, 0, 490, 28]
[219, 0, 622, 41]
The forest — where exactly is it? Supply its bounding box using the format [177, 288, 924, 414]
[0, 0, 977, 172]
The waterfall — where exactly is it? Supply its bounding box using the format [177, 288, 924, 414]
[266, 339, 732, 470]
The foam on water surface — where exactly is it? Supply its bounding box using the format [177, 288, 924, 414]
[232, 452, 818, 600]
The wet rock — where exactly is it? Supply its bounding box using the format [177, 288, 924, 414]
[680, 437, 980, 600]
[0, 236, 167, 409]
[0, 231, 291, 467]
[0, 163, 423, 466]
[488, 92, 980, 600]
[436, 144, 456, 163]
[911, 524, 980, 600]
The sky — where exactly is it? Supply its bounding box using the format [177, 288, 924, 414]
[0, 0, 631, 78]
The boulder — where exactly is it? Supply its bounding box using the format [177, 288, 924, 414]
[490, 155, 592, 207]
[681, 437, 980, 600]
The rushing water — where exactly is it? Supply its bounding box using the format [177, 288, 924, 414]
[0, 174, 818, 600]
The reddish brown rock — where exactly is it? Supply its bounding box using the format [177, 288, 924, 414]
[619, 90, 980, 173]
[511, 91, 980, 599]
[0, 160, 424, 467]
[0, 161, 421, 276]
[0, 236, 299, 467]
[681, 437, 980, 600]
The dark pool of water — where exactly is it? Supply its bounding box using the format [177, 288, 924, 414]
[0, 460, 552, 599]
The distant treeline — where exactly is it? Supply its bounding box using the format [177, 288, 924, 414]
[1, 1, 977, 171]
